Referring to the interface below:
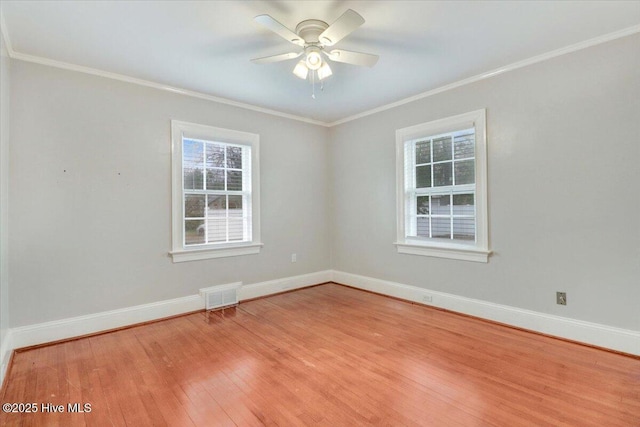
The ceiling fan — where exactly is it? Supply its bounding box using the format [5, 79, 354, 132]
[251, 9, 379, 83]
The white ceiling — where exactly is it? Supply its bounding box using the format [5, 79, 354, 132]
[1, 1, 639, 124]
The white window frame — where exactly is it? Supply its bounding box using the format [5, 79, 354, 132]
[395, 109, 490, 263]
[170, 120, 262, 262]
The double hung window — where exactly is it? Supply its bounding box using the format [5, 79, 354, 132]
[395, 110, 490, 262]
[171, 121, 261, 262]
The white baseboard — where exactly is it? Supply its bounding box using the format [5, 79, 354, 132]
[4, 267, 635, 382]
[239, 270, 332, 301]
[8, 270, 332, 353]
[1, 329, 13, 384]
[331, 270, 640, 356]
[11, 295, 205, 350]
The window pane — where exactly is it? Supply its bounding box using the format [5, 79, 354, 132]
[415, 140, 431, 164]
[432, 136, 452, 162]
[453, 193, 474, 206]
[453, 194, 475, 216]
[228, 218, 244, 241]
[207, 195, 226, 214]
[184, 169, 204, 191]
[416, 196, 429, 215]
[433, 162, 453, 186]
[453, 218, 475, 241]
[416, 165, 431, 188]
[431, 217, 451, 239]
[185, 219, 205, 245]
[206, 144, 224, 168]
[184, 194, 205, 218]
[454, 160, 475, 185]
[206, 169, 225, 190]
[206, 219, 226, 243]
[228, 195, 243, 213]
[228, 196, 244, 241]
[417, 217, 430, 238]
[183, 140, 203, 190]
[227, 171, 242, 191]
[454, 133, 475, 159]
[227, 146, 243, 169]
[431, 195, 451, 215]
[206, 195, 226, 243]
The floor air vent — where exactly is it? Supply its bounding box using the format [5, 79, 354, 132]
[199, 282, 242, 310]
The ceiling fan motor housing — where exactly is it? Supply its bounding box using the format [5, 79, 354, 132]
[295, 19, 329, 44]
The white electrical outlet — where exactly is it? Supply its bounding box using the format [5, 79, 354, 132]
[291, 253, 297, 263]
[422, 295, 433, 303]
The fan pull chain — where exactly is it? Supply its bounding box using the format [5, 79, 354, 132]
[311, 71, 316, 99]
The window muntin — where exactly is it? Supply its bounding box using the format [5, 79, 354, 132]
[170, 121, 261, 262]
[395, 109, 489, 262]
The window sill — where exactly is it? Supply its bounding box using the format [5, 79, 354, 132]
[170, 243, 263, 263]
[394, 241, 491, 263]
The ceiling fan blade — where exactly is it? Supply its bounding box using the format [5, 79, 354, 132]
[254, 15, 305, 46]
[318, 9, 365, 46]
[251, 52, 302, 64]
[326, 49, 379, 67]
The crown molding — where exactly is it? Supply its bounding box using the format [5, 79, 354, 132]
[1, 10, 638, 128]
[8, 50, 328, 127]
[0, 7, 327, 129]
[1, 11, 325, 126]
[327, 24, 640, 127]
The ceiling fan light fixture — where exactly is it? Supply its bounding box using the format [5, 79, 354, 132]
[317, 62, 332, 80]
[305, 48, 323, 71]
[293, 60, 309, 79]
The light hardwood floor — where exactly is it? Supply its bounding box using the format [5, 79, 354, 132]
[1, 283, 639, 426]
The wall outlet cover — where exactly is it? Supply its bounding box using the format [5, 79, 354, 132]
[556, 292, 567, 305]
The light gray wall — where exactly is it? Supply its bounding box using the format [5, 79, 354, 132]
[9, 61, 330, 327]
[0, 31, 11, 359]
[328, 35, 640, 331]
[7, 33, 639, 333]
